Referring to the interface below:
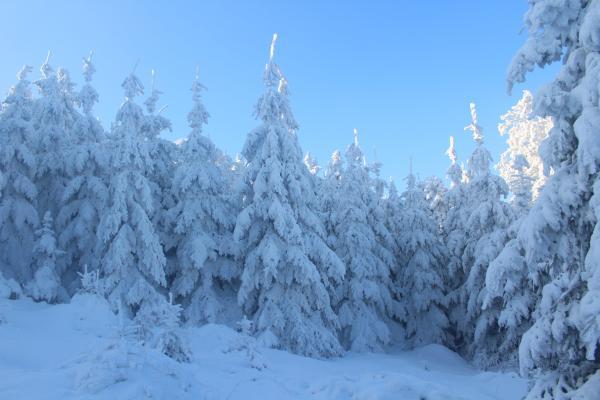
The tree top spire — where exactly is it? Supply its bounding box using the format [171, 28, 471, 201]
[406, 157, 416, 189]
[264, 33, 282, 87]
[150, 69, 156, 91]
[82, 51, 96, 82]
[17, 65, 32, 81]
[446, 136, 457, 164]
[464, 102, 484, 144]
[41, 51, 53, 79]
[270, 33, 278, 63]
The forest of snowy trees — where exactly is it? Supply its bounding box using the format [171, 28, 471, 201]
[1, 1, 600, 398]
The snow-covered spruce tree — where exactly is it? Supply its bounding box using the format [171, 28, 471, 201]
[27, 211, 65, 302]
[134, 292, 192, 362]
[483, 158, 537, 367]
[397, 167, 449, 347]
[321, 150, 344, 251]
[383, 176, 416, 333]
[140, 70, 178, 260]
[33, 53, 79, 220]
[456, 103, 514, 366]
[383, 178, 403, 275]
[330, 130, 397, 352]
[95, 70, 177, 346]
[483, 229, 534, 369]
[443, 135, 470, 347]
[167, 69, 238, 324]
[0, 66, 39, 285]
[498, 90, 552, 205]
[307, 151, 338, 299]
[501, 0, 600, 395]
[57, 52, 108, 293]
[365, 148, 398, 312]
[234, 34, 344, 357]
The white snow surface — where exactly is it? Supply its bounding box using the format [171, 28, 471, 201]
[0, 295, 528, 400]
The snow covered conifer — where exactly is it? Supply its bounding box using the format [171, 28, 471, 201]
[330, 130, 397, 352]
[497, 90, 552, 205]
[445, 136, 463, 189]
[57, 52, 108, 293]
[483, 232, 533, 368]
[33, 53, 80, 219]
[443, 136, 469, 343]
[0, 66, 39, 284]
[365, 147, 397, 311]
[383, 178, 404, 275]
[96, 69, 167, 321]
[167, 68, 238, 324]
[456, 103, 514, 366]
[319, 151, 347, 315]
[234, 34, 344, 357]
[503, 0, 600, 394]
[397, 167, 448, 346]
[321, 150, 344, 249]
[141, 70, 175, 189]
[135, 292, 192, 363]
[140, 70, 177, 250]
[27, 211, 65, 302]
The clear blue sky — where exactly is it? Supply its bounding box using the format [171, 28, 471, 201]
[0, 0, 557, 185]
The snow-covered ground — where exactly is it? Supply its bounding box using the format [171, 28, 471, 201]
[0, 295, 528, 400]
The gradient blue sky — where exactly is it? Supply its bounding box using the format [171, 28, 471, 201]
[0, 1, 557, 185]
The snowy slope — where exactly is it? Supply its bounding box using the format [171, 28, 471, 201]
[0, 296, 528, 400]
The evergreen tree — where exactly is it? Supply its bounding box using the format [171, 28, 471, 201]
[383, 177, 403, 283]
[384, 178, 402, 232]
[320, 150, 348, 310]
[365, 149, 397, 313]
[57, 52, 108, 293]
[33, 53, 79, 220]
[95, 69, 167, 321]
[140, 70, 178, 256]
[321, 150, 343, 250]
[27, 211, 65, 302]
[458, 103, 514, 366]
[134, 292, 192, 363]
[497, 90, 552, 206]
[443, 136, 469, 346]
[94, 66, 190, 361]
[234, 34, 344, 357]
[383, 176, 417, 339]
[483, 228, 533, 368]
[0, 66, 39, 284]
[331, 130, 396, 352]
[397, 167, 448, 346]
[167, 69, 238, 324]
[504, 0, 600, 395]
